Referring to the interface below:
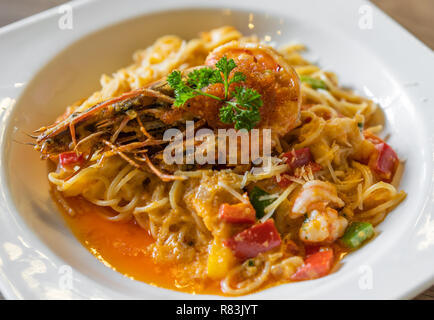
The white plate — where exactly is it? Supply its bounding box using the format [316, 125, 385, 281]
[0, 0, 433, 300]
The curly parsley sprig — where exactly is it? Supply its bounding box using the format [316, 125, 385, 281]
[167, 57, 262, 131]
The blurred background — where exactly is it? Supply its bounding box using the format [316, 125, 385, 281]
[0, 0, 432, 300]
[0, 0, 433, 49]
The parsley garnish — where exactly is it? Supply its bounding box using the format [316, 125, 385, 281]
[167, 57, 261, 131]
[167, 69, 222, 107]
[215, 56, 246, 99]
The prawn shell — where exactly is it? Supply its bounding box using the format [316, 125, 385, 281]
[35, 88, 175, 154]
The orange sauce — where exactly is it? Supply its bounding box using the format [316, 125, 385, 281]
[57, 196, 222, 295]
[54, 194, 350, 296]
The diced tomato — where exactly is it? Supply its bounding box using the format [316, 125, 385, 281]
[368, 142, 399, 181]
[223, 219, 282, 260]
[304, 245, 322, 257]
[218, 202, 256, 224]
[291, 249, 334, 281]
[283, 148, 312, 169]
[276, 174, 292, 189]
[59, 152, 84, 168]
[362, 132, 399, 181]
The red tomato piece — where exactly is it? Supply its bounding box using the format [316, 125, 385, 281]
[368, 142, 399, 181]
[59, 152, 84, 168]
[363, 132, 399, 181]
[218, 202, 256, 224]
[276, 174, 292, 189]
[283, 148, 312, 169]
[304, 245, 322, 257]
[223, 219, 282, 260]
[291, 249, 334, 281]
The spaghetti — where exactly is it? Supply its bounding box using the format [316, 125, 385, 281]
[35, 26, 406, 295]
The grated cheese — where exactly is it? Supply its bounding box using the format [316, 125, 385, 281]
[218, 181, 248, 204]
[260, 183, 297, 223]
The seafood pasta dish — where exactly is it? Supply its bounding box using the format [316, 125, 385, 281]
[34, 27, 406, 295]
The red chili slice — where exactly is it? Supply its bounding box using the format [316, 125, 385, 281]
[223, 219, 281, 260]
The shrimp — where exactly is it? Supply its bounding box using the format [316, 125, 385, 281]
[150, 41, 302, 136]
[34, 42, 302, 174]
[292, 180, 345, 216]
[299, 207, 348, 243]
[291, 180, 347, 243]
[34, 88, 188, 157]
[205, 41, 301, 136]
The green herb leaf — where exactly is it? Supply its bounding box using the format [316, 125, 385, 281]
[232, 86, 263, 110]
[219, 87, 262, 131]
[215, 56, 237, 79]
[167, 70, 183, 88]
[249, 187, 274, 219]
[167, 69, 221, 107]
[219, 103, 236, 125]
[215, 56, 239, 99]
[187, 68, 221, 89]
[173, 90, 196, 107]
[229, 71, 246, 85]
[167, 71, 196, 107]
[300, 75, 328, 90]
[167, 57, 262, 130]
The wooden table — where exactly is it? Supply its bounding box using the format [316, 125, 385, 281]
[0, 0, 432, 300]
